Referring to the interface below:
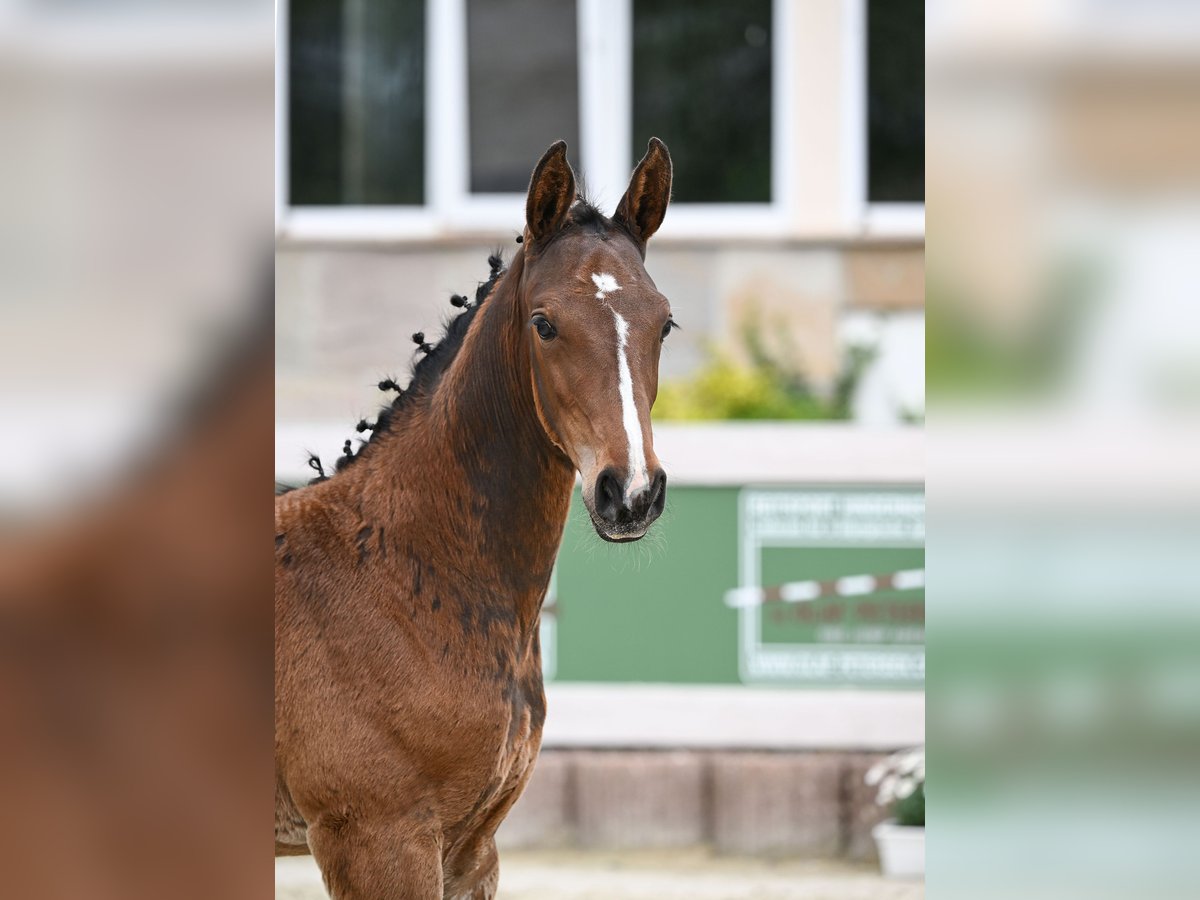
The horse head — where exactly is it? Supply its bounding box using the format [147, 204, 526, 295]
[518, 139, 675, 542]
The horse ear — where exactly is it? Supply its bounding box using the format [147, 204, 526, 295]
[525, 140, 577, 243]
[614, 137, 672, 248]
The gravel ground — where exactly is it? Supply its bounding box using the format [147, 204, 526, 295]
[276, 850, 923, 900]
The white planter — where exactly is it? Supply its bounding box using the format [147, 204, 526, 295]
[872, 820, 925, 879]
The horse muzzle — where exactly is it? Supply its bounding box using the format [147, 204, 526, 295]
[587, 466, 666, 542]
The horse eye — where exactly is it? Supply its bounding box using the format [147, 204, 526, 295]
[532, 316, 557, 341]
[661, 318, 678, 342]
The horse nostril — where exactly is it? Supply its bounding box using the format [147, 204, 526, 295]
[595, 468, 625, 524]
[648, 470, 667, 519]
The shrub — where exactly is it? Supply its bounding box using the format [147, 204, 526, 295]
[652, 307, 876, 421]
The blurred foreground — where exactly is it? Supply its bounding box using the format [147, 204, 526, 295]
[927, 3, 1200, 899]
[0, 3, 273, 899]
[277, 852, 923, 900]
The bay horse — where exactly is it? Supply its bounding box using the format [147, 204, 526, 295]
[275, 139, 675, 899]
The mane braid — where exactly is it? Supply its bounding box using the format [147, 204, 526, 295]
[311, 251, 509, 483]
[306, 453, 328, 485]
[297, 204, 622, 489]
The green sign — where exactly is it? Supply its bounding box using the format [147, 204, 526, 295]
[547, 486, 924, 688]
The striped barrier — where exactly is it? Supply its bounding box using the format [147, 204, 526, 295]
[725, 569, 926, 609]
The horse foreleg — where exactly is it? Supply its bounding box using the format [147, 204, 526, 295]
[443, 837, 499, 900]
[308, 813, 443, 900]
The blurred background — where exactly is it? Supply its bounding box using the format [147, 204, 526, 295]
[18, 0, 1198, 897]
[275, 1, 925, 897]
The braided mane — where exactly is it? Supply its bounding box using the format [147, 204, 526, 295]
[298, 200, 616, 487]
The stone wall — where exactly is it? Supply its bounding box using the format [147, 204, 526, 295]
[496, 749, 891, 861]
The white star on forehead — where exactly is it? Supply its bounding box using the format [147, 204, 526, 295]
[591, 272, 620, 301]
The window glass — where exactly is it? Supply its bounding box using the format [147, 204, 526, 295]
[467, 0, 580, 194]
[632, 0, 773, 204]
[289, 0, 425, 206]
[867, 0, 924, 203]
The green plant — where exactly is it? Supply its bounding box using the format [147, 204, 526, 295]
[652, 306, 876, 421]
[893, 781, 925, 828]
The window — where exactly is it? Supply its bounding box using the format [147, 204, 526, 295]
[467, 0, 579, 194]
[631, 0, 773, 204]
[866, 0, 923, 204]
[288, 0, 426, 206]
[280, 0, 925, 237]
[279, 0, 807, 238]
[842, 0, 924, 233]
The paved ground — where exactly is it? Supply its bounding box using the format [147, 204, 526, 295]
[276, 850, 923, 900]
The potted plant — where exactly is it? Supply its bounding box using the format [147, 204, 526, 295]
[866, 747, 925, 879]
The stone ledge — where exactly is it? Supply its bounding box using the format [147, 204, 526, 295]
[498, 749, 901, 859]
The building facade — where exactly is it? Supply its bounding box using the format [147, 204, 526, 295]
[276, 0, 925, 427]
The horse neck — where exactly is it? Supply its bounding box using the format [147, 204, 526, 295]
[357, 249, 575, 613]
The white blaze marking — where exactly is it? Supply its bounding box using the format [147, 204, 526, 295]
[612, 311, 649, 497]
[592, 271, 619, 300]
[591, 271, 649, 498]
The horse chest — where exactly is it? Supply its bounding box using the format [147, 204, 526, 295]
[436, 651, 542, 792]
[440, 660, 542, 767]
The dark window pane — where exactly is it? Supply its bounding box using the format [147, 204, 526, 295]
[467, 0, 579, 193]
[632, 0, 772, 204]
[867, 0, 924, 203]
[289, 0, 425, 206]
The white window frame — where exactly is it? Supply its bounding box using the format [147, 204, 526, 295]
[277, 0, 438, 241]
[627, 0, 795, 240]
[842, 0, 925, 238]
[276, 0, 795, 242]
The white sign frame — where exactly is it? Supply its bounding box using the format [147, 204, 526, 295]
[737, 488, 925, 685]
